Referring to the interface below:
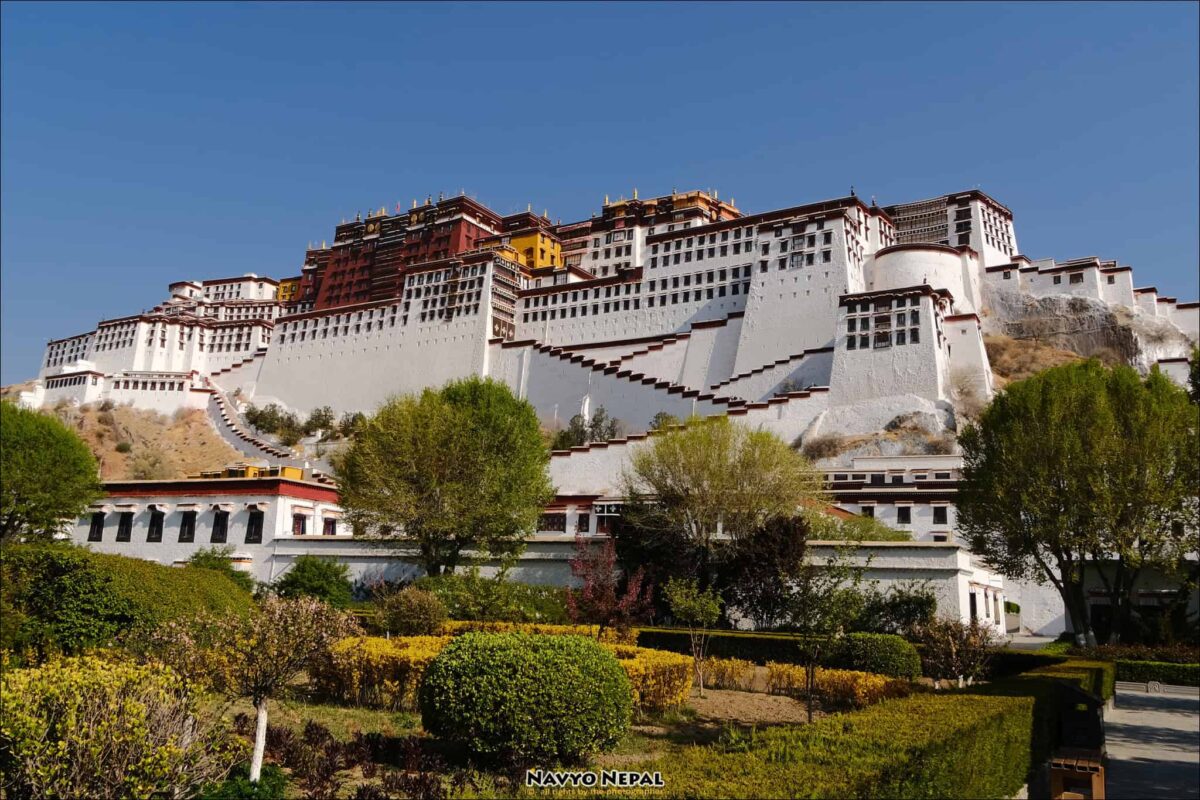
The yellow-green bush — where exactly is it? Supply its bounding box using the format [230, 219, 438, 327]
[0, 655, 243, 798]
[766, 661, 805, 695]
[312, 635, 451, 710]
[603, 644, 694, 712]
[765, 662, 914, 709]
[707, 656, 755, 690]
[441, 619, 635, 644]
[314, 634, 683, 712]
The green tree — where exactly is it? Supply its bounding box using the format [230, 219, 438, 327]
[338, 377, 553, 576]
[550, 406, 623, 450]
[1189, 344, 1199, 404]
[663, 577, 722, 696]
[648, 411, 680, 431]
[272, 555, 353, 607]
[778, 522, 867, 722]
[958, 360, 1199, 646]
[621, 416, 823, 588]
[303, 406, 336, 436]
[1, 402, 103, 542]
[187, 546, 257, 594]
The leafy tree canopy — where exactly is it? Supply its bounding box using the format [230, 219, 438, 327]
[1, 402, 103, 542]
[957, 360, 1199, 645]
[338, 377, 553, 576]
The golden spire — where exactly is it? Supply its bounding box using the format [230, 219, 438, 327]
[604, 194, 609, 205]
[633, 187, 638, 200]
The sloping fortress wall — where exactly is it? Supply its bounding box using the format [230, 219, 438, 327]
[26, 188, 1197, 430]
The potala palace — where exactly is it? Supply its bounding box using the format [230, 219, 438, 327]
[23, 187, 1199, 637]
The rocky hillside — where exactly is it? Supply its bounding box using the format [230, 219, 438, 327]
[46, 401, 241, 480]
[981, 286, 1194, 374]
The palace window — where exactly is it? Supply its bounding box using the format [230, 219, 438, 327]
[116, 512, 133, 542]
[1069, 273, 1084, 285]
[179, 511, 196, 543]
[211, 510, 229, 544]
[147, 510, 164, 543]
[322, 518, 337, 536]
[896, 507, 911, 525]
[538, 513, 567, 532]
[88, 512, 105, 542]
[292, 514, 308, 537]
[576, 513, 590, 534]
[245, 510, 264, 544]
[933, 506, 948, 525]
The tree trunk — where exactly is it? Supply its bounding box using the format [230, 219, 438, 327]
[250, 698, 269, 783]
[1063, 580, 1098, 648]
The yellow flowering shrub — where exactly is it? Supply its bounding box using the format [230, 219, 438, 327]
[603, 644, 694, 712]
[312, 635, 451, 710]
[0, 655, 243, 799]
[765, 661, 914, 709]
[707, 657, 755, 690]
[441, 620, 635, 644]
[766, 661, 806, 695]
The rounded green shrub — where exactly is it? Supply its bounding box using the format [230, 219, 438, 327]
[375, 586, 448, 635]
[829, 633, 921, 679]
[419, 632, 631, 764]
[272, 555, 353, 608]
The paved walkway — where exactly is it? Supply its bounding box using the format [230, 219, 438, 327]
[1105, 689, 1199, 800]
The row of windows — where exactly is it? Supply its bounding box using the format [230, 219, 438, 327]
[114, 379, 187, 391]
[87, 509, 337, 545]
[858, 505, 950, 525]
[46, 375, 97, 389]
[846, 328, 921, 349]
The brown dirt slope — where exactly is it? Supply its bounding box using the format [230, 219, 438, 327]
[984, 334, 1082, 388]
[48, 402, 241, 480]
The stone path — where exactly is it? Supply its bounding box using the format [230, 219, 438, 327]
[1104, 689, 1199, 800]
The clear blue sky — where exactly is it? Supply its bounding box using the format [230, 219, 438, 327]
[2, 2, 1197, 384]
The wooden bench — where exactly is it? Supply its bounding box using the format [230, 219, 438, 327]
[1050, 747, 1105, 799]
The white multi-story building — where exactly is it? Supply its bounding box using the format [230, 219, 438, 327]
[30, 186, 1199, 636]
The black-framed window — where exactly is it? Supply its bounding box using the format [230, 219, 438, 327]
[861, 506, 874, 518]
[933, 506, 948, 526]
[576, 513, 590, 534]
[179, 511, 197, 542]
[147, 511, 164, 543]
[245, 510, 264, 544]
[896, 507, 912, 525]
[88, 512, 105, 542]
[292, 514, 308, 537]
[211, 510, 229, 544]
[322, 518, 337, 536]
[116, 512, 133, 542]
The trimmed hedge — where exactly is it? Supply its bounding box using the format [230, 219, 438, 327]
[1115, 659, 1200, 687]
[1, 545, 253, 658]
[603, 644, 693, 712]
[311, 635, 451, 710]
[617, 692, 1037, 799]
[442, 619, 635, 643]
[419, 632, 631, 764]
[637, 627, 919, 676]
[1022, 658, 1116, 701]
[764, 663, 917, 710]
[637, 627, 806, 664]
[827, 633, 921, 679]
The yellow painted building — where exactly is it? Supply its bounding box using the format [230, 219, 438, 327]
[192, 464, 306, 480]
[276, 277, 301, 303]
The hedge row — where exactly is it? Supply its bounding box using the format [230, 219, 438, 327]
[584, 656, 1113, 799]
[612, 692, 1037, 799]
[311, 635, 451, 710]
[313, 635, 692, 713]
[1021, 658, 1116, 701]
[1115, 659, 1200, 687]
[764, 663, 917, 710]
[636, 628, 920, 678]
[0, 545, 254, 659]
[442, 619, 636, 644]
